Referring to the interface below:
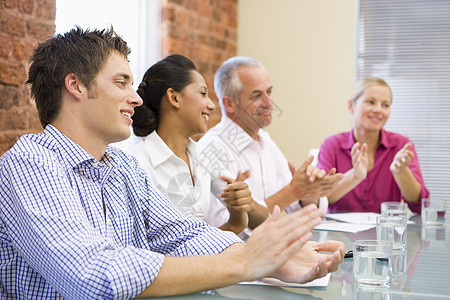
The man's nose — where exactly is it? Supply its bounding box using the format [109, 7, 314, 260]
[262, 94, 273, 108]
[130, 89, 143, 107]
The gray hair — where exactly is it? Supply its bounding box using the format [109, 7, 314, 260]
[352, 77, 392, 102]
[214, 56, 265, 113]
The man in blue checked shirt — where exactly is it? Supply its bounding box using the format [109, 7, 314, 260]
[0, 27, 345, 299]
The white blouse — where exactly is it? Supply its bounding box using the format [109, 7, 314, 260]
[127, 131, 230, 224]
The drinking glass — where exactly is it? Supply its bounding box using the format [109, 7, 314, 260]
[353, 240, 392, 287]
[421, 199, 447, 227]
[391, 249, 407, 282]
[376, 216, 407, 250]
[380, 201, 407, 218]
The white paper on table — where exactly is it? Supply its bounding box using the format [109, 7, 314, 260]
[315, 220, 375, 233]
[239, 273, 330, 288]
[324, 212, 415, 225]
[325, 212, 381, 225]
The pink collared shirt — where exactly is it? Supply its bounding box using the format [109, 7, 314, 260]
[317, 129, 429, 213]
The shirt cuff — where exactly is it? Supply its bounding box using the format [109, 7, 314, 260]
[285, 200, 302, 213]
[284, 197, 328, 213]
[318, 197, 329, 212]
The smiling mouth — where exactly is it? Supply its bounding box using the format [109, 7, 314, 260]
[121, 111, 131, 118]
[258, 112, 272, 117]
[202, 113, 210, 121]
[368, 116, 382, 122]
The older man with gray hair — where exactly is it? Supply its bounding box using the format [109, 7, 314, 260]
[199, 56, 343, 238]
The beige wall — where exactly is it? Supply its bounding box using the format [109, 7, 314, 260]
[237, 0, 356, 166]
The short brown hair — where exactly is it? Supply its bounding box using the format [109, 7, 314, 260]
[27, 26, 131, 128]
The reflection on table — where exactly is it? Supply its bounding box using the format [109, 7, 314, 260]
[145, 215, 450, 300]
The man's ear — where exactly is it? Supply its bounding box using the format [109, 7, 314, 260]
[166, 88, 181, 109]
[64, 73, 84, 100]
[222, 96, 236, 114]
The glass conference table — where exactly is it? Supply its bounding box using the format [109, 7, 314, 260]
[146, 215, 450, 300]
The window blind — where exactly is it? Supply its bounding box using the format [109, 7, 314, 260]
[356, 0, 450, 202]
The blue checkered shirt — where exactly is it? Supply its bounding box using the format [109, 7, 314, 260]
[0, 125, 241, 299]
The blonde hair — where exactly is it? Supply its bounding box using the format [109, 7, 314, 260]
[352, 77, 392, 102]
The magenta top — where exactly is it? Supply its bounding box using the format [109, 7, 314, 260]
[317, 129, 429, 213]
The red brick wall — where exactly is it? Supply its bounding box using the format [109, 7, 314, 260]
[0, 0, 55, 155]
[0, 0, 236, 155]
[161, 0, 237, 128]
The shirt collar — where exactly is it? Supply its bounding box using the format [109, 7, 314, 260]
[218, 115, 261, 152]
[43, 125, 119, 168]
[342, 128, 392, 150]
[341, 130, 356, 150]
[143, 131, 197, 168]
[378, 129, 392, 148]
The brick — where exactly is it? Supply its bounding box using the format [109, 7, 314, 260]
[0, 110, 6, 130]
[18, 0, 33, 14]
[0, 11, 27, 37]
[161, 38, 171, 53]
[169, 0, 184, 5]
[211, 37, 221, 49]
[212, 53, 220, 64]
[170, 39, 183, 53]
[198, 2, 211, 16]
[178, 9, 188, 26]
[0, 59, 26, 86]
[12, 37, 34, 60]
[189, 45, 198, 60]
[199, 19, 208, 31]
[215, 24, 224, 36]
[4, 106, 28, 130]
[0, 84, 25, 109]
[26, 19, 54, 41]
[228, 30, 236, 41]
[160, 0, 236, 121]
[228, 13, 237, 28]
[35, 0, 55, 20]
[186, 0, 197, 10]
[168, 23, 181, 39]
[198, 34, 209, 46]
[0, 0, 17, 9]
[211, 8, 221, 22]
[0, 34, 12, 57]
[188, 14, 197, 28]
[0, 131, 22, 155]
[0, 0, 54, 153]
[162, 6, 175, 22]
[198, 61, 208, 75]
[186, 31, 196, 43]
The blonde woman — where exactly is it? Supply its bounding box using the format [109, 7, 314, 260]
[317, 77, 429, 213]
